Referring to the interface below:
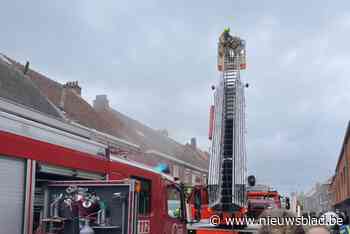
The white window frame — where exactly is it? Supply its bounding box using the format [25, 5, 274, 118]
[192, 171, 201, 185]
[192, 173, 197, 185]
[185, 169, 191, 184]
[203, 174, 207, 185]
[173, 165, 180, 178]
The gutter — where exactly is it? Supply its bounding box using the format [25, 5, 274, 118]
[70, 121, 140, 150]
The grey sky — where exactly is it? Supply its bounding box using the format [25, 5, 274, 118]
[2, 0, 350, 194]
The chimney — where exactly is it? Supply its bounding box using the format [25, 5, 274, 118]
[190, 137, 197, 149]
[63, 81, 81, 96]
[158, 129, 169, 137]
[23, 61, 30, 75]
[93, 95, 109, 111]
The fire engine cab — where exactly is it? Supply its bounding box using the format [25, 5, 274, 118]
[246, 177, 291, 219]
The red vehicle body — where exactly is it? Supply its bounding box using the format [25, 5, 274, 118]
[187, 186, 246, 229]
[247, 189, 281, 218]
[0, 110, 242, 234]
[0, 127, 192, 234]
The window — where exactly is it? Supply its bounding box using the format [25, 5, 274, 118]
[167, 186, 182, 219]
[185, 169, 191, 184]
[132, 176, 151, 215]
[192, 173, 199, 185]
[192, 172, 201, 185]
[203, 174, 207, 185]
[173, 165, 180, 178]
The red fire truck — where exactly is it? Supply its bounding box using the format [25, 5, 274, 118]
[0, 30, 253, 234]
[0, 97, 199, 234]
[0, 96, 248, 234]
[247, 186, 281, 218]
[246, 180, 290, 219]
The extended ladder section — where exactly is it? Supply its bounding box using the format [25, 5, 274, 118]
[208, 30, 247, 212]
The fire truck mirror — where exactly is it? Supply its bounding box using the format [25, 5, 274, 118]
[285, 197, 290, 210]
[248, 175, 256, 187]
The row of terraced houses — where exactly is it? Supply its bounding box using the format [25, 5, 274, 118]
[0, 53, 209, 186]
[299, 121, 350, 219]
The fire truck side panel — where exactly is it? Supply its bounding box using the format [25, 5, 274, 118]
[0, 130, 109, 174]
[0, 129, 186, 234]
[109, 162, 187, 234]
[0, 155, 25, 234]
[0, 131, 109, 234]
[0, 108, 105, 156]
[109, 161, 164, 234]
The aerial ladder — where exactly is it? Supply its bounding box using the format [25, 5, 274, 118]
[186, 28, 253, 233]
[208, 28, 248, 217]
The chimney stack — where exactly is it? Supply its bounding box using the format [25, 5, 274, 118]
[158, 129, 169, 137]
[93, 95, 109, 111]
[190, 137, 197, 149]
[63, 81, 81, 96]
[23, 61, 30, 75]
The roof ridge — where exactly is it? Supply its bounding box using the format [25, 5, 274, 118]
[0, 55, 63, 119]
[110, 108, 185, 146]
[3, 54, 67, 120]
[3, 54, 61, 85]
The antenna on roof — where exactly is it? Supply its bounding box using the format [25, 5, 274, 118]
[24, 61, 30, 75]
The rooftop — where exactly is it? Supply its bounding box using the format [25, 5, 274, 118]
[0, 53, 209, 171]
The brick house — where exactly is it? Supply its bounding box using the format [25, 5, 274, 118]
[92, 94, 208, 184]
[302, 180, 332, 216]
[1, 54, 209, 186]
[331, 121, 350, 217]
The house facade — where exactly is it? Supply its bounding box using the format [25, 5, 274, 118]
[303, 180, 332, 216]
[331, 122, 350, 217]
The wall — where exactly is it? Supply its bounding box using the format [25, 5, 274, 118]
[302, 183, 331, 215]
[333, 141, 350, 206]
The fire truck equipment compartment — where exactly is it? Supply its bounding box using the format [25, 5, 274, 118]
[42, 181, 133, 234]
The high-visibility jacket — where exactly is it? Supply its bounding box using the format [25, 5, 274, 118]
[340, 225, 350, 234]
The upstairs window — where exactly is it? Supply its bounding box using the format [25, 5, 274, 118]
[203, 174, 207, 185]
[185, 169, 191, 184]
[173, 165, 180, 178]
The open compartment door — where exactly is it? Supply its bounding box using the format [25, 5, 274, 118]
[39, 179, 138, 234]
